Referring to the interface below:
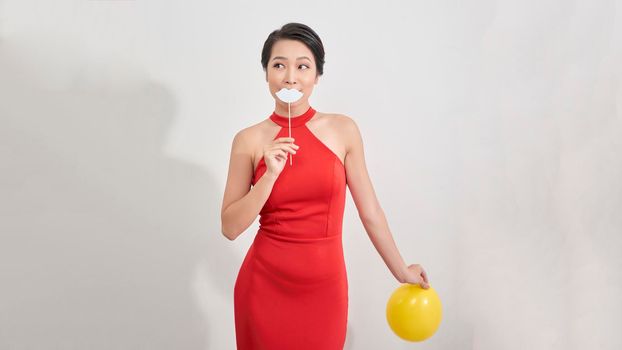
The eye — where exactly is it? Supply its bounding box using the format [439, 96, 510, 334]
[272, 63, 311, 70]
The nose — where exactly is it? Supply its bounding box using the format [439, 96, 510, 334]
[285, 66, 296, 86]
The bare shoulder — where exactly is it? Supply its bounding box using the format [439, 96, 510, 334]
[315, 112, 356, 130]
[330, 113, 361, 152]
[230, 125, 251, 152]
[232, 119, 278, 165]
[335, 113, 357, 128]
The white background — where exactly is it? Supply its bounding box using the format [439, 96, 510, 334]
[1, 0, 621, 349]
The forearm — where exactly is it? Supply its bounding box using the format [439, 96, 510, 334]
[221, 172, 278, 240]
[361, 209, 409, 283]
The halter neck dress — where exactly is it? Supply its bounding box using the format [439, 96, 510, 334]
[234, 106, 349, 349]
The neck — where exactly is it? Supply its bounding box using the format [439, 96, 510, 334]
[274, 100, 311, 117]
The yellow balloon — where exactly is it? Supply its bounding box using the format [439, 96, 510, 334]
[386, 284, 442, 342]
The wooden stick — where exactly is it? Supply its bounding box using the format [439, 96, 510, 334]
[288, 102, 293, 165]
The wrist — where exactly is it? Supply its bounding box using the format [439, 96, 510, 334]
[264, 171, 279, 182]
[398, 265, 409, 283]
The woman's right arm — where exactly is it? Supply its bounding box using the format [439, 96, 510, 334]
[220, 130, 278, 240]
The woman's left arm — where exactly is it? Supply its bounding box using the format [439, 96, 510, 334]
[341, 115, 430, 288]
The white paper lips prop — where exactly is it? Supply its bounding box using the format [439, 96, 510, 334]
[275, 87, 303, 103]
[274, 87, 304, 166]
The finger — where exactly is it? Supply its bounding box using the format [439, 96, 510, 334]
[275, 137, 295, 144]
[271, 150, 285, 160]
[279, 149, 288, 159]
[276, 144, 297, 154]
[284, 145, 297, 154]
[280, 141, 299, 149]
[279, 140, 298, 149]
[421, 269, 428, 283]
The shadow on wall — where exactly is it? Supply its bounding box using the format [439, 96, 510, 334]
[0, 38, 241, 349]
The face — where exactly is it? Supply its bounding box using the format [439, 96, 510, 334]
[266, 39, 319, 107]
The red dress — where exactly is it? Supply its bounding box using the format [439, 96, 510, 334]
[234, 106, 348, 349]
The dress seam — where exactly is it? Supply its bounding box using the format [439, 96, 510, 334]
[325, 159, 336, 238]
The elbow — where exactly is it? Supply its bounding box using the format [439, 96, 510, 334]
[221, 210, 235, 241]
[221, 220, 238, 241]
[221, 208, 249, 241]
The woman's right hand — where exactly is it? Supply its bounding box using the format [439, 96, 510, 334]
[264, 137, 300, 178]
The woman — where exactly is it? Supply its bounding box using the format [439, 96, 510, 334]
[221, 22, 430, 349]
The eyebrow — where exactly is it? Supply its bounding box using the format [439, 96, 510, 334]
[271, 56, 312, 62]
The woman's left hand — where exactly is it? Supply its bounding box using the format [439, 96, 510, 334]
[402, 263, 430, 289]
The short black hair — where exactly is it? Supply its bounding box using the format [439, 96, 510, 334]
[261, 22, 325, 77]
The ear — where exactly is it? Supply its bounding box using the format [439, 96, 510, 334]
[315, 74, 319, 84]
